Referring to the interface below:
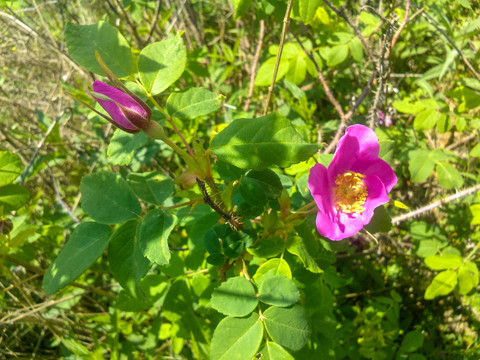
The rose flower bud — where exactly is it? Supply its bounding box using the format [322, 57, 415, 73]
[91, 80, 152, 134]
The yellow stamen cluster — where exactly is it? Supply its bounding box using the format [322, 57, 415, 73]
[333, 171, 368, 214]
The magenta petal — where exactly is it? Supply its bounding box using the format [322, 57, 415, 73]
[93, 81, 141, 131]
[361, 175, 390, 225]
[308, 164, 334, 215]
[316, 210, 364, 240]
[334, 212, 365, 240]
[93, 81, 147, 116]
[353, 158, 397, 193]
[308, 163, 364, 240]
[339, 125, 380, 159]
[329, 125, 381, 180]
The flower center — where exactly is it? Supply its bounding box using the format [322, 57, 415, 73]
[333, 171, 368, 214]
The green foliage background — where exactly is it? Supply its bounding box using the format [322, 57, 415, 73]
[1, 0, 480, 359]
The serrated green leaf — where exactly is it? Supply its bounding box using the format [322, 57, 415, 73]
[108, 220, 150, 297]
[416, 240, 446, 258]
[258, 341, 294, 360]
[255, 57, 290, 86]
[258, 275, 300, 307]
[349, 37, 363, 62]
[166, 87, 223, 119]
[457, 262, 479, 295]
[210, 113, 318, 170]
[43, 222, 112, 294]
[224, 230, 256, 258]
[263, 305, 310, 351]
[297, 0, 322, 24]
[0, 151, 22, 187]
[0, 184, 30, 211]
[448, 86, 480, 112]
[80, 171, 141, 224]
[137, 209, 177, 266]
[424, 254, 463, 270]
[286, 236, 322, 273]
[253, 258, 292, 287]
[414, 108, 439, 131]
[115, 274, 169, 312]
[470, 143, 480, 157]
[285, 54, 307, 85]
[436, 162, 463, 189]
[320, 44, 349, 67]
[392, 99, 425, 114]
[470, 204, 480, 225]
[66, 22, 133, 77]
[424, 270, 458, 300]
[107, 129, 150, 166]
[232, 0, 252, 19]
[127, 171, 175, 205]
[248, 237, 285, 258]
[409, 151, 436, 182]
[210, 276, 258, 317]
[138, 34, 186, 95]
[399, 331, 424, 353]
[210, 313, 264, 360]
[246, 169, 283, 199]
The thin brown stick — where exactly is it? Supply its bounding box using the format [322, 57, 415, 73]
[145, 0, 162, 45]
[292, 32, 345, 119]
[52, 178, 80, 223]
[293, 30, 377, 154]
[263, 0, 294, 115]
[31, 0, 57, 47]
[20, 115, 58, 185]
[392, 184, 480, 224]
[244, 20, 265, 112]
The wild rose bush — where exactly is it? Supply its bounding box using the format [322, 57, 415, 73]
[2, 0, 480, 358]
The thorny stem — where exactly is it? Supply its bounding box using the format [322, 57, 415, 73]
[292, 31, 345, 119]
[196, 178, 243, 230]
[263, 0, 294, 115]
[391, 184, 480, 224]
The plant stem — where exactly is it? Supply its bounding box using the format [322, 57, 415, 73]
[167, 117, 194, 156]
[391, 184, 480, 224]
[263, 0, 294, 115]
[162, 136, 199, 172]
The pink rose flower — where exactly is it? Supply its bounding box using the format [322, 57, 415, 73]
[92, 80, 152, 134]
[308, 125, 397, 240]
